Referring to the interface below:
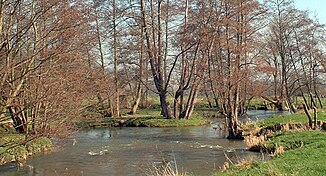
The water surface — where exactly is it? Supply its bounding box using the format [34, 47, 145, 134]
[1, 110, 283, 176]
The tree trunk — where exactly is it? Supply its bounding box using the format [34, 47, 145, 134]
[208, 55, 220, 110]
[113, 0, 120, 118]
[159, 92, 172, 118]
[313, 107, 317, 130]
[315, 90, 323, 109]
[180, 85, 199, 120]
[8, 106, 27, 133]
[173, 90, 181, 118]
[262, 96, 286, 111]
[140, 0, 173, 118]
[129, 84, 142, 115]
[129, 27, 144, 114]
[0, 0, 4, 39]
[303, 103, 313, 128]
[226, 113, 243, 140]
[204, 86, 213, 108]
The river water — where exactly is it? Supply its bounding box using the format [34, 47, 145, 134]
[0, 110, 283, 176]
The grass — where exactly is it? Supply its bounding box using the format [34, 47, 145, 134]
[128, 116, 209, 127]
[263, 130, 326, 150]
[243, 109, 326, 129]
[216, 130, 326, 176]
[216, 98, 326, 176]
[80, 108, 211, 128]
[247, 97, 268, 109]
[257, 111, 326, 127]
[124, 109, 210, 127]
[148, 162, 189, 176]
[0, 133, 53, 165]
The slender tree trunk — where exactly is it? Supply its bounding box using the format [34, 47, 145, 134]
[313, 107, 317, 130]
[0, 0, 4, 39]
[130, 84, 142, 114]
[204, 83, 213, 108]
[163, 0, 169, 84]
[315, 90, 323, 109]
[113, 0, 120, 118]
[96, 13, 104, 71]
[208, 55, 219, 110]
[173, 90, 181, 118]
[303, 103, 313, 128]
[180, 85, 199, 120]
[129, 28, 144, 114]
[94, 16, 108, 116]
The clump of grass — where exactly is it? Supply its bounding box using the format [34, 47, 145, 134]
[148, 162, 189, 176]
[244, 135, 266, 151]
[26, 137, 53, 155]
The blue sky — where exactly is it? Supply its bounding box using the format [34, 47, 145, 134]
[294, 0, 326, 24]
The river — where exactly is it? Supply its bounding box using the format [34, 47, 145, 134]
[0, 110, 285, 176]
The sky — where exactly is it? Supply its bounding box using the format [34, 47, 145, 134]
[294, 0, 326, 24]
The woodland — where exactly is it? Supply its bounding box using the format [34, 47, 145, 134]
[0, 0, 325, 140]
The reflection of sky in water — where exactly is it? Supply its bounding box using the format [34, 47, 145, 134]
[246, 110, 290, 120]
[83, 129, 111, 139]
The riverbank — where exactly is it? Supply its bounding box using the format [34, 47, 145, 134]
[215, 109, 326, 176]
[0, 133, 53, 166]
[79, 109, 211, 128]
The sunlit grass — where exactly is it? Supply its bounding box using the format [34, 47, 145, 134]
[216, 98, 326, 176]
[0, 134, 52, 165]
[215, 130, 326, 176]
[255, 110, 326, 128]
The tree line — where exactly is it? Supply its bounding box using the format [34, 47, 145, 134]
[0, 0, 325, 139]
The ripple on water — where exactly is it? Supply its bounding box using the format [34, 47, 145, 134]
[1, 125, 267, 176]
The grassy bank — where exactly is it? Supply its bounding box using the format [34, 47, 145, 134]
[216, 108, 326, 176]
[0, 133, 53, 165]
[216, 130, 326, 176]
[242, 109, 326, 134]
[255, 110, 326, 127]
[79, 109, 211, 128]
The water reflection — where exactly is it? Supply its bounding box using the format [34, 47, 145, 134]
[246, 110, 290, 120]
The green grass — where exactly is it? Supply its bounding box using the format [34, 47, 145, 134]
[216, 130, 326, 176]
[123, 109, 211, 127]
[216, 100, 326, 176]
[0, 134, 25, 153]
[128, 116, 210, 127]
[80, 108, 211, 128]
[252, 110, 326, 128]
[264, 130, 326, 150]
[0, 134, 53, 165]
[247, 97, 268, 109]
